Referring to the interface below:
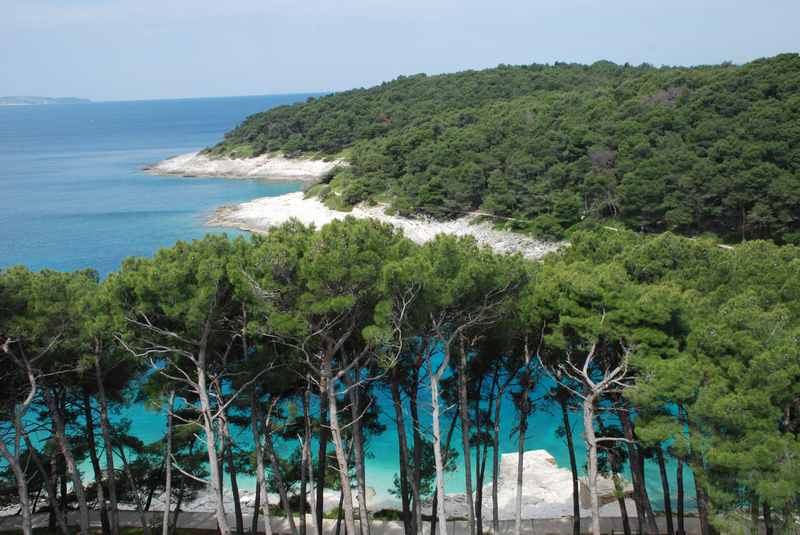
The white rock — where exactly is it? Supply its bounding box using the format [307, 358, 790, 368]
[422, 450, 631, 520]
[145, 152, 342, 181]
[210, 192, 563, 261]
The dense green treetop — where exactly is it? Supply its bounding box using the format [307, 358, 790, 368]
[208, 54, 800, 244]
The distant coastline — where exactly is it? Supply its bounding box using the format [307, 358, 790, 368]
[0, 96, 90, 106]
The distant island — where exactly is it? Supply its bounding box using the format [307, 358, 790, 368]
[0, 96, 90, 106]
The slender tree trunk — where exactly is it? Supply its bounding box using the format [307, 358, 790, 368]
[144, 460, 163, 512]
[301, 382, 311, 535]
[558, 394, 580, 535]
[118, 445, 153, 535]
[251, 393, 274, 535]
[619, 409, 658, 535]
[514, 398, 529, 535]
[749, 494, 759, 535]
[762, 502, 773, 535]
[265, 421, 299, 535]
[429, 411, 460, 535]
[82, 392, 110, 535]
[456, 336, 476, 535]
[693, 473, 711, 535]
[170, 467, 187, 535]
[583, 394, 601, 535]
[316, 398, 330, 535]
[408, 369, 423, 535]
[162, 391, 175, 535]
[44, 388, 91, 535]
[325, 360, 358, 535]
[390, 375, 413, 535]
[22, 433, 69, 535]
[221, 413, 244, 535]
[335, 489, 345, 535]
[305, 418, 319, 535]
[197, 363, 230, 535]
[252, 481, 261, 534]
[428, 358, 449, 535]
[491, 384, 505, 535]
[0, 440, 32, 535]
[95, 355, 120, 535]
[655, 446, 674, 535]
[676, 457, 685, 535]
[346, 368, 371, 535]
[614, 474, 632, 535]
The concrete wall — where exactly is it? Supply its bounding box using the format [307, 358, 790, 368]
[0, 511, 706, 534]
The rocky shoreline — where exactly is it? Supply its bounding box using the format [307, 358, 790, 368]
[209, 192, 563, 260]
[144, 151, 343, 180]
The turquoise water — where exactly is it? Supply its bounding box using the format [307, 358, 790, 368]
[0, 96, 687, 510]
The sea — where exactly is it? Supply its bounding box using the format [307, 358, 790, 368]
[0, 96, 687, 510]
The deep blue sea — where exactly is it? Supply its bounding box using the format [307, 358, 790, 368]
[0, 95, 308, 276]
[0, 96, 687, 509]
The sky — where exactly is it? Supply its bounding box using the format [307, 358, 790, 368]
[1, 0, 799, 102]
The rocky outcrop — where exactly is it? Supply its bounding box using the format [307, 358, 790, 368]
[144, 152, 343, 180]
[210, 192, 563, 260]
[422, 450, 632, 520]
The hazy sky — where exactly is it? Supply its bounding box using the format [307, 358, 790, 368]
[2, 0, 798, 101]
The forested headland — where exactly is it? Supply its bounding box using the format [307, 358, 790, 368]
[206, 54, 800, 244]
[2, 220, 799, 535]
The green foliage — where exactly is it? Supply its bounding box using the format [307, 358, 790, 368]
[208, 54, 800, 243]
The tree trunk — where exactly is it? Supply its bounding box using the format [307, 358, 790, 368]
[618, 410, 658, 535]
[118, 445, 153, 535]
[221, 413, 244, 535]
[749, 494, 759, 535]
[429, 410, 459, 535]
[491, 384, 505, 535]
[693, 474, 711, 535]
[195, 339, 231, 535]
[144, 460, 163, 512]
[265, 420, 299, 535]
[251, 393, 274, 535]
[301, 382, 312, 535]
[325, 361, 359, 535]
[316, 398, 330, 535]
[390, 375, 413, 535]
[515, 391, 531, 535]
[762, 502, 773, 535]
[0, 440, 32, 535]
[82, 391, 111, 535]
[95, 355, 121, 535]
[676, 457, 685, 535]
[408, 369, 423, 535]
[335, 489, 345, 535]
[583, 394, 601, 535]
[428, 359, 449, 535]
[44, 387, 91, 535]
[655, 446, 674, 535]
[162, 391, 175, 535]
[22, 433, 69, 535]
[559, 394, 580, 535]
[613, 473, 632, 535]
[305, 416, 319, 535]
[456, 336, 476, 535]
[346, 368, 371, 535]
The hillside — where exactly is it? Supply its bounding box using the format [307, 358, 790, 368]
[206, 54, 800, 243]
